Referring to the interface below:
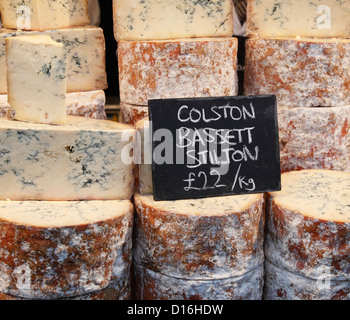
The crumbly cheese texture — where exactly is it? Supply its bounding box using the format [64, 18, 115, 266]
[266, 170, 350, 280]
[6, 35, 67, 125]
[244, 37, 350, 108]
[278, 105, 350, 173]
[134, 192, 265, 280]
[0, 90, 107, 120]
[0, 0, 89, 31]
[118, 37, 238, 106]
[246, 0, 350, 38]
[264, 261, 350, 300]
[113, 0, 234, 41]
[0, 200, 133, 299]
[0, 27, 107, 94]
[0, 116, 135, 201]
[134, 263, 264, 300]
[120, 102, 148, 126]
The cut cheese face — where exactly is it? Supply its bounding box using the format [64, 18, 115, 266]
[278, 105, 350, 173]
[244, 37, 350, 108]
[247, 0, 350, 38]
[118, 37, 238, 106]
[0, 0, 90, 31]
[0, 90, 106, 120]
[0, 200, 132, 228]
[270, 170, 350, 223]
[0, 27, 107, 94]
[6, 35, 67, 125]
[113, 0, 234, 41]
[0, 199, 133, 299]
[0, 116, 135, 201]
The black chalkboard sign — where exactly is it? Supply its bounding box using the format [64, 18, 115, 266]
[148, 95, 281, 201]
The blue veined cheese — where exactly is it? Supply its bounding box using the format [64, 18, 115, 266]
[0, 26, 107, 94]
[0, 200, 133, 299]
[0, 90, 107, 120]
[6, 35, 67, 125]
[247, 0, 350, 38]
[0, 0, 89, 31]
[113, 0, 234, 41]
[0, 116, 136, 201]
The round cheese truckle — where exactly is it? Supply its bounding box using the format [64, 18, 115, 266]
[265, 170, 350, 282]
[118, 37, 238, 106]
[133, 192, 265, 280]
[133, 263, 264, 300]
[264, 261, 350, 300]
[0, 200, 133, 299]
[244, 37, 350, 108]
[278, 105, 350, 173]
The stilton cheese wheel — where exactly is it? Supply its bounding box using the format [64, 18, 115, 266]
[120, 103, 148, 126]
[266, 170, 350, 281]
[0, 0, 90, 31]
[278, 105, 350, 173]
[118, 37, 238, 106]
[0, 26, 108, 94]
[6, 35, 67, 125]
[0, 90, 107, 120]
[264, 261, 350, 300]
[133, 263, 264, 300]
[246, 0, 350, 38]
[113, 0, 234, 41]
[133, 192, 265, 280]
[244, 37, 350, 108]
[0, 200, 133, 299]
[0, 116, 135, 201]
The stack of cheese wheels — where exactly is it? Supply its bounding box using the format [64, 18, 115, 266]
[244, 0, 350, 173]
[113, 0, 238, 126]
[0, 0, 137, 300]
[133, 192, 265, 300]
[133, 117, 265, 300]
[265, 170, 350, 300]
[0, 2, 108, 120]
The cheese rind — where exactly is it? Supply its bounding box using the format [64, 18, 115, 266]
[134, 118, 152, 194]
[134, 192, 265, 280]
[247, 0, 350, 38]
[0, 90, 107, 120]
[118, 38, 238, 106]
[0, 27, 108, 94]
[0, 273, 132, 300]
[0, 200, 133, 299]
[134, 263, 264, 300]
[120, 103, 148, 126]
[113, 0, 234, 41]
[264, 261, 350, 300]
[0, 116, 135, 201]
[244, 37, 350, 108]
[6, 35, 67, 125]
[0, 0, 90, 31]
[266, 170, 350, 281]
[278, 105, 350, 173]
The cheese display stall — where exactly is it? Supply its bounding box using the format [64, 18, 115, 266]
[0, 0, 348, 301]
